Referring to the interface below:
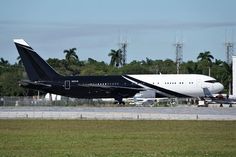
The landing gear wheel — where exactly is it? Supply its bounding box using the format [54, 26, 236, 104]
[120, 101, 125, 105]
[114, 97, 125, 106]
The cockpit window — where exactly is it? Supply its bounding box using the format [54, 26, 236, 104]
[205, 80, 217, 83]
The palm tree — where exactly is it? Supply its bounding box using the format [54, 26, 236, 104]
[221, 62, 232, 95]
[0, 58, 9, 68]
[64, 48, 78, 63]
[17, 56, 23, 66]
[0, 58, 9, 65]
[197, 51, 214, 76]
[63, 48, 79, 75]
[215, 59, 224, 66]
[108, 49, 123, 67]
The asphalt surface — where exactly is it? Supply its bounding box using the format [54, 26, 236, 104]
[0, 106, 236, 120]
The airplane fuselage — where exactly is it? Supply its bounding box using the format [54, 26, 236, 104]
[14, 39, 224, 103]
[21, 74, 224, 100]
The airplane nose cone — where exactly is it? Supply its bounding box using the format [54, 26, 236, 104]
[216, 83, 224, 92]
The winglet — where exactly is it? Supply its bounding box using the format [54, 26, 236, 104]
[13, 39, 30, 47]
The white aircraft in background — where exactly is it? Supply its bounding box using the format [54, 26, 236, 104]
[203, 87, 235, 107]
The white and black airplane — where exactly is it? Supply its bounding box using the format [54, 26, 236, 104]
[14, 39, 224, 104]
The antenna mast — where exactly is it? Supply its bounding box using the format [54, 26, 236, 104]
[119, 34, 128, 66]
[174, 41, 183, 74]
[225, 29, 234, 64]
[225, 42, 234, 64]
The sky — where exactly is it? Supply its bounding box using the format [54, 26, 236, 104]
[0, 0, 236, 64]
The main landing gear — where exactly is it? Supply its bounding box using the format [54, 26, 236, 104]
[114, 97, 125, 105]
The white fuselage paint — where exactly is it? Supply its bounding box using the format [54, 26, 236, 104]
[127, 74, 224, 97]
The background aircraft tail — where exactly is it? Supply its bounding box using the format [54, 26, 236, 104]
[203, 87, 214, 98]
[14, 39, 62, 81]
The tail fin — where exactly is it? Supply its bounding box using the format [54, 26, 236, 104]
[14, 39, 62, 81]
[203, 87, 214, 98]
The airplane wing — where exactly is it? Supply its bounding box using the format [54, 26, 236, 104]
[77, 84, 144, 97]
[78, 84, 144, 91]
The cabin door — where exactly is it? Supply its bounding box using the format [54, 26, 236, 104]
[64, 80, 70, 90]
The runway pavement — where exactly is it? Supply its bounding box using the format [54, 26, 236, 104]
[0, 106, 236, 120]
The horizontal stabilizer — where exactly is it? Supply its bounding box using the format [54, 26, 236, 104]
[19, 80, 52, 88]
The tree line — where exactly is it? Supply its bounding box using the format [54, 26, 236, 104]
[0, 48, 232, 96]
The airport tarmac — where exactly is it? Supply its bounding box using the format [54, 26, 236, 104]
[0, 106, 236, 120]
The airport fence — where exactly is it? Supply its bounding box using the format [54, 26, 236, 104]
[0, 96, 197, 107]
[0, 96, 120, 107]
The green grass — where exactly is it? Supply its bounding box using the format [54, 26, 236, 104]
[0, 120, 235, 157]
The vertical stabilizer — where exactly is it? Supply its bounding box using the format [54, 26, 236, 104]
[14, 39, 62, 81]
